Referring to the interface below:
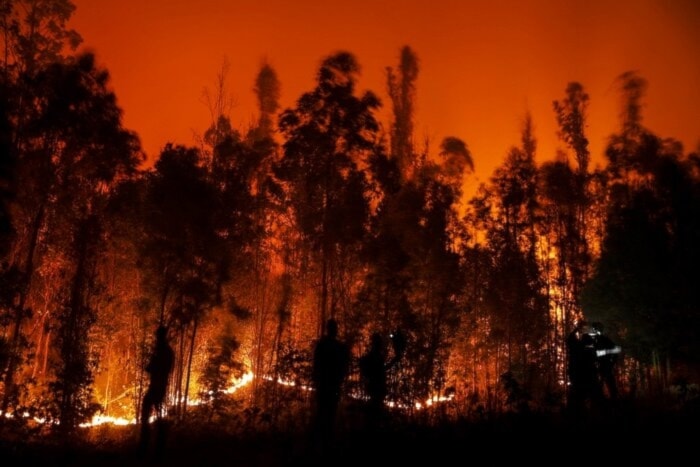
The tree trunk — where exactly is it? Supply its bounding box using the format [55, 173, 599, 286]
[182, 315, 199, 420]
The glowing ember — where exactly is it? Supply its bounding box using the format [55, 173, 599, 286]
[80, 414, 136, 427]
[82, 372, 255, 427]
[7, 370, 454, 428]
[262, 375, 313, 391]
[386, 393, 455, 411]
[224, 371, 254, 393]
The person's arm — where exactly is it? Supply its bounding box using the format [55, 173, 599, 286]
[596, 346, 621, 357]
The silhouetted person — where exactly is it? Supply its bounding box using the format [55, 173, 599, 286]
[566, 322, 600, 416]
[360, 332, 389, 431]
[311, 318, 350, 453]
[139, 325, 175, 457]
[591, 322, 621, 402]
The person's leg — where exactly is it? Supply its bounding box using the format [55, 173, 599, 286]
[603, 369, 618, 400]
[154, 402, 168, 458]
[139, 391, 154, 454]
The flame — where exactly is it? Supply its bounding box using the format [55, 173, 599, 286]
[81, 371, 256, 427]
[262, 374, 313, 391]
[386, 393, 455, 411]
[13, 370, 454, 428]
[1, 410, 45, 425]
[80, 414, 136, 427]
[224, 371, 254, 393]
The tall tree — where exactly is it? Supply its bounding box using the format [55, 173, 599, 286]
[553, 82, 590, 175]
[479, 115, 548, 394]
[250, 60, 280, 141]
[246, 61, 285, 402]
[387, 45, 419, 180]
[582, 72, 700, 387]
[544, 82, 594, 385]
[277, 51, 381, 333]
[137, 144, 230, 417]
[0, 0, 89, 419]
[605, 71, 650, 186]
[1, 52, 141, 424]
[0, 0, 82, 76]
[0, 76, 13, 254]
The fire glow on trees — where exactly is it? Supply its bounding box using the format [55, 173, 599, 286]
[1, 0, 699, 435]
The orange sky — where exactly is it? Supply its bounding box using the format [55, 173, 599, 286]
[70, 0, 700, 187]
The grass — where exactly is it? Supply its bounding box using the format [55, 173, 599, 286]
[1, 396, 698, 466]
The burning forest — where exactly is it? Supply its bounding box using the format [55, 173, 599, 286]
[0, 0, 699, 465]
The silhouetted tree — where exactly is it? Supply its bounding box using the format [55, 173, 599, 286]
[582, 72, 700, 392]
[138, 144, 230, 418]
[553, 82, 590, 175]
[0, 0, 81, 76]
[0, 77, 13, 254]
[1, 51, 140, 424]
[479, 115, 548, 398]
[198, 325, 244, 421]
[537, 82, 594, 387]
[41, 53, 140, 431]
[387, 45, 419, 180]
[277, 51, 381, 333]
[605, 71, 650, 187]
[250, 61, 281, 141]
[0, 0, 85, 419]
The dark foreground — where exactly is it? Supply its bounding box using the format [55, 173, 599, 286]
[1, 402, 699, 466]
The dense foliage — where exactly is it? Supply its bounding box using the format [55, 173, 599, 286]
[0, 1, 698, 435]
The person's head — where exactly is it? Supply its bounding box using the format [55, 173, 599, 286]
[156, 325, 168, 342]
[326, 318, 338, 338]
[370, 332, 384, 352]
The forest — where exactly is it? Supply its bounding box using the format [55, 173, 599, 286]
[1, 1, 699, 460]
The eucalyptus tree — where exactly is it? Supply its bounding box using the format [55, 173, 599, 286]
[48, 54, 140, 431]
[0, 0, 81, 76]
[250, 61, 281, 142]
[178, 60, 283, 409]
[581, 72, 700, 389]
[354, 45, 478, 407]
[138, 144, 230, 417]
[205, 107, 275, 405]
[0, 0, 90, 423]
[246, 62, 287, 402]
[551, 81, 593, 291]
[605, 71, 649, 187]
[537, 159, 579, 380]
[277, 51, 382, 334]
[386, 45, 419, 180]
[353, 47, 416, 341]
[536, 82, 594, 384]
[353, 45, 421, 342]
[0, 81, 13, 377]
[357, 135, 474, 409]
[0, 78, 13, 254]
[9, 52, 141, 431]
[553, 82, 590, 176]
[477, 116, 548, 396]
[402, 137, 473, 405]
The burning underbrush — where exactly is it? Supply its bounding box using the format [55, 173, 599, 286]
[1, 374, 699, 467]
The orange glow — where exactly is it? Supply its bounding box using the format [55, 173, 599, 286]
[70, 0, 700, 186]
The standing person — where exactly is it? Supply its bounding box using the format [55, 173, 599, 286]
[566, 321, 599, 416]
[311, 318, 350, 452]
[139, 325, 175, 457]
[566, 322, 585, 414]
[359, 333, 389, 431]
[591, 322, 621, 402]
